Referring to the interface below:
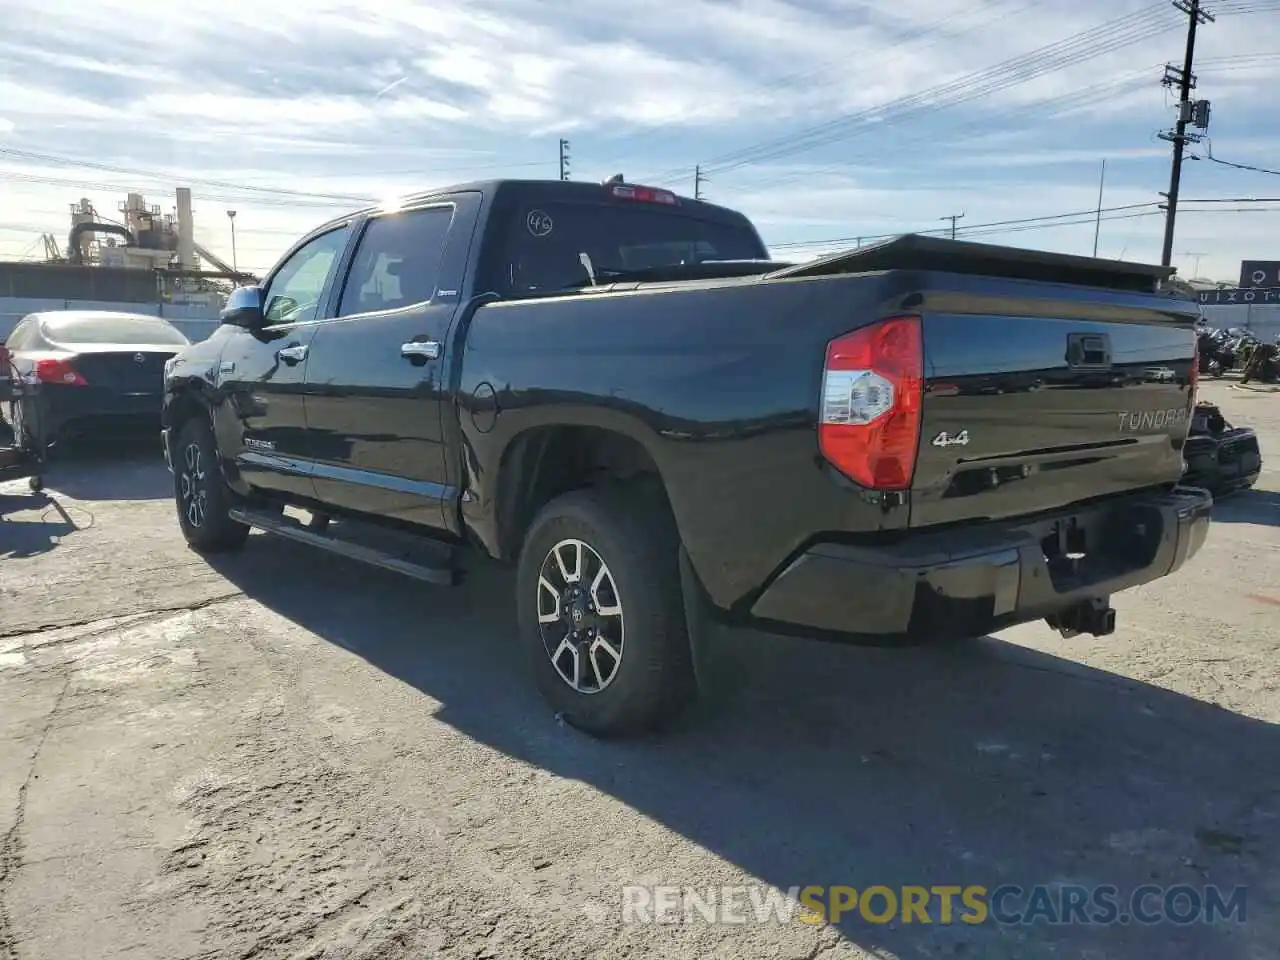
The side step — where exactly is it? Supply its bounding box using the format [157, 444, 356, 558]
[228, 507, 458, 586]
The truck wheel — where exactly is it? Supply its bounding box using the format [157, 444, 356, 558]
[173, 417, 249, 553]
[516, 485, 697, 738]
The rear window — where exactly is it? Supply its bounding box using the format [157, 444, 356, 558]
[40, 314, 190, 346]
[496, 201, 767, 295]
[4, 317, 36, 350]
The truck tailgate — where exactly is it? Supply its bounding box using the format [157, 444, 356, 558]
[913, 306, 1196, 527]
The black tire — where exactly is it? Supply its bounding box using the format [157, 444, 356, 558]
[516, 484, 697, 738]
[173, 416, 250, 553]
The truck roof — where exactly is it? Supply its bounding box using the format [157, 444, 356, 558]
[317, 178, 755, 232]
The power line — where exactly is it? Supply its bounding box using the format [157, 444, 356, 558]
[596, 0, 1051, 165]
[738, 70, 1157, 194]
[1193, 147, 1280, 177]
[768, 202, 1159, 249]
[644, 5, 1182, 183]
[771, 207, 1277, 253]
[767, 198, 1280, 251]
[0, 170, 359, 209]
[0, 146, 375, 204]
[641, 3, 1275, 192]
[739, 50, 1276, 195]
[0, 146, 559, 208]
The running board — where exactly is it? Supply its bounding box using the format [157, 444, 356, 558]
[228, 507, 458, 586]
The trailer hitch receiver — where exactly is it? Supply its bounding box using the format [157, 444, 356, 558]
[1046, 597, 1116, 639]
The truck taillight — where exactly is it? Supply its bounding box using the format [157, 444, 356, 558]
[819, 315, 923, 491]
[35, 358, 88, 386]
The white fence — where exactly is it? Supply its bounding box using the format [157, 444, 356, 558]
[1, 297, 219, 344]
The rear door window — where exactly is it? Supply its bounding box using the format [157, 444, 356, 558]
[338, 205, 455, 316]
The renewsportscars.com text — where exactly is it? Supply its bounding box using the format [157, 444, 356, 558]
[620, 884, 1248, 927]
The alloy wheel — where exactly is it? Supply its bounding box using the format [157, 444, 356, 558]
[179, 441, 209, 529]
[535, 538, 624, 694]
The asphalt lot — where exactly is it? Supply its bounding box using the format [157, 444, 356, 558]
[2, 378, 1278, 960]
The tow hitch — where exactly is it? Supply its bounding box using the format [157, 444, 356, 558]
[1046, 597, 1116, 639]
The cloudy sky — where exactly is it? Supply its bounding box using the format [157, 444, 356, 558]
[0, 0, 1277, 282]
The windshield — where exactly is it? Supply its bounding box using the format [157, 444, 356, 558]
[40, 314, 190, 347]
[498, 201, 768, 295]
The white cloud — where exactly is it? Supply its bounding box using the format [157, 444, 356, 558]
[0, 0, 1277, 281]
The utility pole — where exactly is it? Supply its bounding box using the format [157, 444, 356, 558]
[941, 212, 964, 240]
[558, 139, 571, 182]
[1182, 250, 1207, 277]
[1158, 0, 1214, 268]
[694, 165, 707, 200]
[1092, 159, 1107, 257]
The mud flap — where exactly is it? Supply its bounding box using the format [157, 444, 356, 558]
[678, 546, 715, 695]
[678, 547, 756, 708]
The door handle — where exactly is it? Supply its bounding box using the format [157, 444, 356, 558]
[277, 344, 308, 364]
[401, 340, 441, 360]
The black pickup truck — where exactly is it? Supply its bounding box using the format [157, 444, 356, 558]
[162, 177, 1212, 737]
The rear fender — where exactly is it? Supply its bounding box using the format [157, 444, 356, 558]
[465, 406, 670, 561]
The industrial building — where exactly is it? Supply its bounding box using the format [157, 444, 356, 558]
[0, 187, 251, 342]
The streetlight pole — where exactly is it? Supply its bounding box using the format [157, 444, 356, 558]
[226, 210, 238, 274]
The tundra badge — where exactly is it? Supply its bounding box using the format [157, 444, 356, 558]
[1117, 408, 1188, 432]
[931, 429, 970, 448]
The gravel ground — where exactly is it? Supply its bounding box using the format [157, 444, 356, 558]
[1, 378, 1278, 960]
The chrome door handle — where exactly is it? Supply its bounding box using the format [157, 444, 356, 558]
[401, 340, 441, 360]
[277, 344, 308, 364]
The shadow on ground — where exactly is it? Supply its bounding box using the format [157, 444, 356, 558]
[0, 491, 79, 557]
[40, 434, 171, 502]
[1212, 488, 1280, 527]
[209, 536, 1279, 959]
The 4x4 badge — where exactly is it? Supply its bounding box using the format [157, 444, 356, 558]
[931, 429, 970, 448]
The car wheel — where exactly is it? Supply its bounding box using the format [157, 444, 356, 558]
[174, 416, 249, 553]
[517, 483, 697, 738]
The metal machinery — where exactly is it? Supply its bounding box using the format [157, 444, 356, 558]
[42, 187, 253, 309]
[0, 345, 48, 495]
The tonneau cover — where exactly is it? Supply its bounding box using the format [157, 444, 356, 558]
[765, 233, 1176, 294]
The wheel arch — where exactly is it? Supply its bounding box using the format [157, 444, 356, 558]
[493, 423, 671, 562]
[163, 377, 214, 432]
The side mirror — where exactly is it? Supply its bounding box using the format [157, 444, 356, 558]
[221, 285, 266, 328]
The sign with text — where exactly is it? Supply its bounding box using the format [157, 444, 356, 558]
[1238, 261, 1280, 288]
[1199, 287, 1280, 306]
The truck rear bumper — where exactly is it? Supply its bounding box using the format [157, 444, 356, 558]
[747, 486, 1213, 639]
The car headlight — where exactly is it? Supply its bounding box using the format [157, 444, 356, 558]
[164, 357, 178, 378]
